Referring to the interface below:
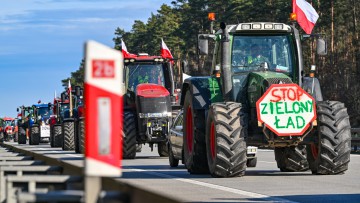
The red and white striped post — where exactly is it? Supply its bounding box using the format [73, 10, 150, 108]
[84, 41, 124, 202]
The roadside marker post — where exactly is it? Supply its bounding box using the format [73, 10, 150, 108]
[84, 41, 124, 203]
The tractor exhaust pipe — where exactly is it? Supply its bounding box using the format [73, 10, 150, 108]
[220, 22, 231, 101]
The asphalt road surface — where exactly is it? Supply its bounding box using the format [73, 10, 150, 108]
[4, 142, 360, 203]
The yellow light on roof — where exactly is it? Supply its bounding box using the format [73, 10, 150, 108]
[208, 12, 215, 21]
[290, 13, 297, 21]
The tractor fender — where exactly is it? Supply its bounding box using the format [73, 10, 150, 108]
[180, 77, 222, 110]
[63, 118, 75, 123]
[302, 77, 323, 101]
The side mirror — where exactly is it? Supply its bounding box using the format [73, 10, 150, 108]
[16, 108, 19, 112]
[198, 35, 209, 55]
[316, 38, 327, 55]
[181, 60, 189, 74]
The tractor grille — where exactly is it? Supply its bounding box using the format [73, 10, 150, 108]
[266, 78, 292, 85]
[136, 96, 171, 114]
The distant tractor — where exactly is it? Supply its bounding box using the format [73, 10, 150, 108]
[61, 86, 83, 151]
[122, 52, 179, 159]
[16, 106, 33, 144]
[27, 103, 52, 145]
[180, 20, 351, 177]
[2, 117, 15, 141]
[50, 97, 70, 148]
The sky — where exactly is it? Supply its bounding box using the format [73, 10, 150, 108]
[0, 0, 172, 118]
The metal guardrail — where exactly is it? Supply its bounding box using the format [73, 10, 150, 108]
[1, 142, 181, 203]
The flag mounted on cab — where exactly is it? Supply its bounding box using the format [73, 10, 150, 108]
[121, 39, 137, 58]
[160, 39, 173, 60]
[292, 0, 319, 34]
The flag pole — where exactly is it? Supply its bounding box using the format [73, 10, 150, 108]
[69, 80, 73, 117]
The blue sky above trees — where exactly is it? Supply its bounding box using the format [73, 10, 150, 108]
[0, 0, 172, 117]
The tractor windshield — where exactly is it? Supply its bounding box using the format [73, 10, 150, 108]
[37, 107, 51, 117]
[126, 64, 165, 91]
[4, 120, 12, 127]
[231, 35, 294, 74]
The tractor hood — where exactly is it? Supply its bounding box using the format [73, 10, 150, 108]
[136, 83, 170, 98]
[251, 71, 293, 86]
[246, 71, 293, 108]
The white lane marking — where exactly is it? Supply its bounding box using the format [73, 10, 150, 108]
[66, 154, 83, 158]
[33, 148, 82, 158]
[126, 168, 298, 203]
[259, 161, 276, 164]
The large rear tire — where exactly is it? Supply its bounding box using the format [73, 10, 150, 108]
[78, 118, 85, 154]
[18, 127, 26, 144]
[206, 102, 248, 177]
[122, 112, 137, 159]
[183, 90, 208, 174]
[50, 125, 54, 147]
[29, 126, 40, 145]
[62, 121, 75, 151]
[274, 145, 309, 172]
[53, 125, 62, 147]
[74, 120, 80, 153]
[158, 141, 168, 157]
[307, 101, 351, 175]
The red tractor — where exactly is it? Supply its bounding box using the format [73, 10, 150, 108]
[122, 44, 180, 158]
[49, 96, 70, 147]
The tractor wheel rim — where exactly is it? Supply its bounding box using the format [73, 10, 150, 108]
[311, 143, 318, 159]
[186, 106, 193, 153]
[210, 121, 216, 160]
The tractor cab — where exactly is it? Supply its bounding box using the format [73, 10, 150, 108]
[124, 54, 176, 106]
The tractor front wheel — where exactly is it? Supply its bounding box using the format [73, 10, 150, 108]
[53, 125, 62, 147]
[78, 119, 85, 154]
[183, 90, 208, 174]
[274, 146, 309, 172]
[18, 127, 26, 144]
[29, 126, 40, 145]
[306, 101, 351, 175]
[158, 141, 168, 157]
[205, 102, 248, 177]
[62, 121, 75, 151]
[122, 112, 137, 159]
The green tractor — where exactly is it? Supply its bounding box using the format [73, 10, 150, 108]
[180, 22, 351, 177]
[16, 106, 33, 144]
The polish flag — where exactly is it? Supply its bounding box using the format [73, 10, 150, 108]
[121, 39, 137, 58]
[293, 0, 319, 34]
[67, 80, 72, 94]
[161, 39, 173, 59]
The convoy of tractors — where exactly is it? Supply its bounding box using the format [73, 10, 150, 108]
[1, 15, 352, 178]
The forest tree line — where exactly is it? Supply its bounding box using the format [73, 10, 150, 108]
[63, 0, 360, 126]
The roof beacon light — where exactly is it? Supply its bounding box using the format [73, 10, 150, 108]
[290, 13, 297, 21]
[208, 12, 215, 21]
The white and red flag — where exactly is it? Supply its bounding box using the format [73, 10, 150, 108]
[121, 39, 137, 58]
[161, 38, 173, 59]
[67, 80, 72, 94]
[293, 0, 319, 34]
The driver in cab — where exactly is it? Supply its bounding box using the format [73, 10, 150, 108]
[246, 44, 269, 65]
